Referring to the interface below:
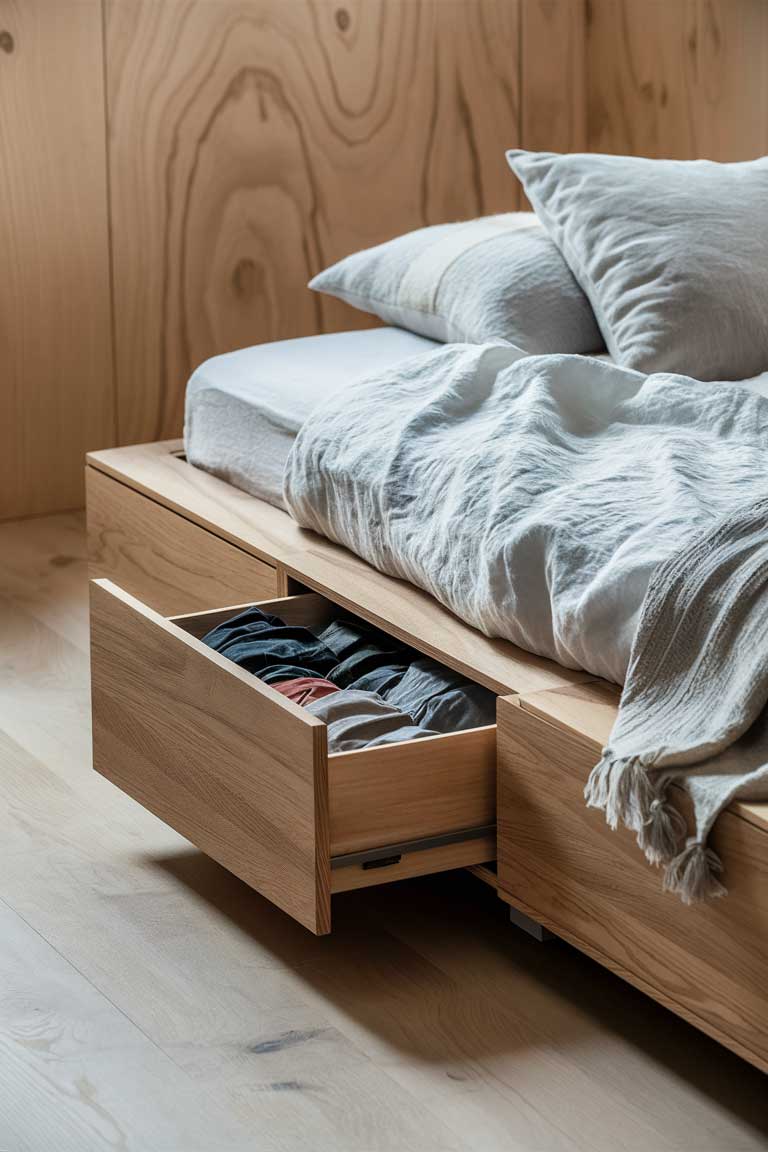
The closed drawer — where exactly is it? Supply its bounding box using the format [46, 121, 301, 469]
[90, 581, 496, 934]
[497, 692, 768, 1073]
[86, 466, 279, 615]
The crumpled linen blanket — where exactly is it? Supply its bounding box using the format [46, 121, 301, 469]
[284, 343, 768, 684]
[585, 496, 768, 903]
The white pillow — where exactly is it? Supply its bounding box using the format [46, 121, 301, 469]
[309, 214, 604, 354]
[506, 149, 768, 381]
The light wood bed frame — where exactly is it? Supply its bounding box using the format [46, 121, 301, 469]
[86, 440, 768, 1073]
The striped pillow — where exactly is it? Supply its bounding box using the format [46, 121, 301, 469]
[309, 213, 604, 355]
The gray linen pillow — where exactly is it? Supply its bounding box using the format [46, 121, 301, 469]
[506, 150, 768, 381]
[309, 213, 604, 354]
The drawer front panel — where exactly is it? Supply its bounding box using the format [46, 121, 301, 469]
[90, 579, 330, 933]
[87, 466, 278, 615]
[497, 697, 768, 1073]
[330, 728, 496, 856]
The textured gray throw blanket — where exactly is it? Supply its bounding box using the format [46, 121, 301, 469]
[585, 496, 768, 903]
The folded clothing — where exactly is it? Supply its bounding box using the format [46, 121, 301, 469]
[305, 690, 437, 753]
[273, 678, 340, 706]
[201, 605, 496, 750]
[202, 607, 414, 691]
[201, 606, 339, 685]
[319, 621, 496, 728]
[318, 617, 412, 694]
[385, 656, 496, 733]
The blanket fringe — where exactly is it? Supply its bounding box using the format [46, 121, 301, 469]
[584, 754, 655, 832]
[636, 796, 687, 865]
[662, 841, 727, 905]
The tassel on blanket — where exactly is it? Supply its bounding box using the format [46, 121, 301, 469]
[636, 796, 687, 865]
[584, 754, 655, 832]
[662, 841, 727, 905]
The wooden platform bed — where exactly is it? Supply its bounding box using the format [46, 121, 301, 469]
[86, 439, 768, 1074]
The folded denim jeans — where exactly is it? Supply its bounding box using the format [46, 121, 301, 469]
[319, 618, 413, 690]
[319, 617, 412, 663]
[201, 606, 338, 680]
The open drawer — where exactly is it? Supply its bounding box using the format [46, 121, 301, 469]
[89, 580, 497, 933]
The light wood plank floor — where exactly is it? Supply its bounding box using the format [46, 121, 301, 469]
[0, 512, 766, 1152]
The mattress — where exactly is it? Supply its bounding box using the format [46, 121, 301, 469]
[185, 331, 768, 509]
[184, 328, 438, 507]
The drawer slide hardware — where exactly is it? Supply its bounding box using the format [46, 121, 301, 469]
[331, 823, 496, 871]
[363, 854, 402, 871]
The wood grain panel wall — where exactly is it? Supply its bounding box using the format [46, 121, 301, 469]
[522, 0, 586, 155]
[0, 0, 114, 520]
[586, 0, 768, 160]
[105, 0, 526, 446]
[7, 0, 766, 518]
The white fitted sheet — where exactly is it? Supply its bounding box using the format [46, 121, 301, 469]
[184, 327, 438, 507]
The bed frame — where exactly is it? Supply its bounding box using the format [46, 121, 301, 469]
[86, 439, 768, 1074]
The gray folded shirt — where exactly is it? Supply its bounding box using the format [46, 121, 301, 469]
[305, 689, 437, 753]
[383, 657, 496, 733]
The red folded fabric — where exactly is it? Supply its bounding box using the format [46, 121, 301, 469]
[272, 677, 340, 707]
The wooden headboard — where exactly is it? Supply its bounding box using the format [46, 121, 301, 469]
[3, 0, 767, 518]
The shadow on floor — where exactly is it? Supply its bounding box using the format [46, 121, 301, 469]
[151, 847, 768, 1140]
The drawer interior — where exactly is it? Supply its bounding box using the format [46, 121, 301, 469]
[170, 592, 340, 638]
[92, 582, 496, 934]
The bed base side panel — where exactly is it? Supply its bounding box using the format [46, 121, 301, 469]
[497, 696, 768, 1074]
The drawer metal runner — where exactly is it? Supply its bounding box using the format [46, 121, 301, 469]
[330, 823, 496, 871]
